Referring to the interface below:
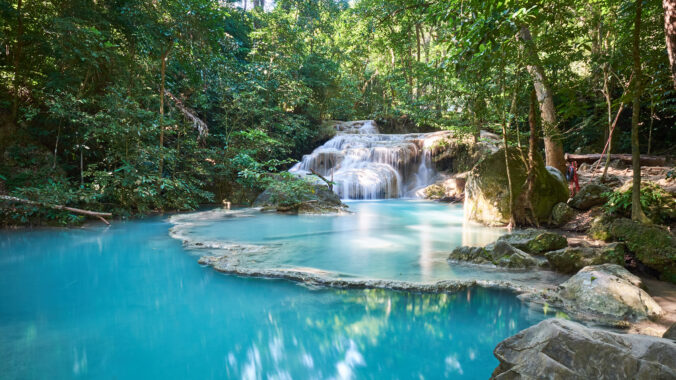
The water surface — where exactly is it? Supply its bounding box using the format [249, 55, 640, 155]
[1, 202, 550, 379]
[171, 200, 565, 287]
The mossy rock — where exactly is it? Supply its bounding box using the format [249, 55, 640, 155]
[551, 202, 575, 226]
[464, 147, 569, 226]
[588, 213, 616, 241]
[254, 179, 346, 214]
[544, 243, 626, 274]
[568, 183, 611, 210]
[497, 229, 568, 255]
[448, 241, 541, 269]
[609, 218, 676, 283]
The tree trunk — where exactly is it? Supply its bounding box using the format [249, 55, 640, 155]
[518, 26, 566, 175]
[158, 45, 172, 177]
[665, 0, 676, 89]
[631, 0, 650, 223]
[11, 0, 24, 122]
[524, 89, 540, 226]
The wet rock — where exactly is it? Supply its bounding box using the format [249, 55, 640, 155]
[551, 202, 575, 226]
[497, 229, 568, 255]
[555, 264, 662, 322]
[664, 323, 676, 341]
[491, 318, 676, 380]
[464, 147, 569, 226]
[448, 246, 492, 265]
[569, 183, 611, 210]
[609, 218, 676, 283]
[544, 243, 626, 274]
[448, 241, 542, 269]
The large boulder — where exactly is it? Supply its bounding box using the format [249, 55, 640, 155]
[254, 181, 347, 214]
[464, 147, 569, 226]
[608, 218, 676, 283]
[544, 243, 626, 274]
[491, 318, 676, 380]
[497, 229, 568, 255]
[568, 183, 611, 210]
[555, 264, 662, 322]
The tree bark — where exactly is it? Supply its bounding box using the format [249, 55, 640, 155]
[665, 0, 676, 89]
[524, 89, 539, 227]
[11, 0, 24, 122]
[158, 45, 172, 177]
[567, 153, 664, 166]
[1, 195, 112, 225]
[631, 0, 650, 223]
[518, 26, 566, 175]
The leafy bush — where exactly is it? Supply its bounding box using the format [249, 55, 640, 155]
[603, 182, 676, 224]
[261, 173, 318, 208]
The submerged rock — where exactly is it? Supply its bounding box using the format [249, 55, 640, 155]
[552, 264, 662, 323]
[544, 243, 626, 274]
[464, 147, 569, 226]
[491, 318, 676, 380]
[497, 229, 568, 255]
[569, 183, 611, 210]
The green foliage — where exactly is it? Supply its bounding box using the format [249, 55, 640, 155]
[262, 173, 318, 208]
[603, 183, 676, 224]
[0, 0, 674, 225]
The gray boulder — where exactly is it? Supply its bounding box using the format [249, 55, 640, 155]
[569, 183, 611, 210]
[491, 318, 676, 380]
[544, 243, 626, 274]
[555, 264, 662, 322]
[497, 229, 568, 255]
[665, 323, 676, 341]
[448, 241, 542, 269]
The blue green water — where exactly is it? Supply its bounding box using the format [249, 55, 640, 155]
[1, 201, 548, 379]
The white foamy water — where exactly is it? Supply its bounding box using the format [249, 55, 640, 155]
[289, 121, 449, 199]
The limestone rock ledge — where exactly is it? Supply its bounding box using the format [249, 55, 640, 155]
[491, 318, 676, 380]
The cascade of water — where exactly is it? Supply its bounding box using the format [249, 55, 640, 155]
[290, 120, 449, 199]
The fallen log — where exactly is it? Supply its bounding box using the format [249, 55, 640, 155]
[565, 153, 666, 166]
[0, 195, 112, 225]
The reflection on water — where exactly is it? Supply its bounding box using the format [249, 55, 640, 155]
[0, 217, 546, 379]
[171, 200, 565, 287]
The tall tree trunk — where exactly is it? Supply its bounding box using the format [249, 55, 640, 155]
[158, 45, 172, 177]
[631, 0, 650, 223]
[665, 0, 676, 89]
[524, 89, 540, 226]
[518, 26, 566, 175]
[11, 0, 24, 122]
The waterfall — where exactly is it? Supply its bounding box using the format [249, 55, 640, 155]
[289, 120, 449, 199]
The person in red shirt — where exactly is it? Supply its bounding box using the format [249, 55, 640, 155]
[566, 161, 580, 196]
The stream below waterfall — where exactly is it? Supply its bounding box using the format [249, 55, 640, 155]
[0, 121, 565, 379]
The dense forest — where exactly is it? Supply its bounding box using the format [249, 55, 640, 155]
[1, 0, 675, 224]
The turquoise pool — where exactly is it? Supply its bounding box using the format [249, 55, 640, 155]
[0, 201, 548, 379]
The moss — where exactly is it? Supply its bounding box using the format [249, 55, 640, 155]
[464, 147, 569, 226]
[498, 229, 568, 254]
[609, 218, 676, 283]
[588, 214, 615, 241]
